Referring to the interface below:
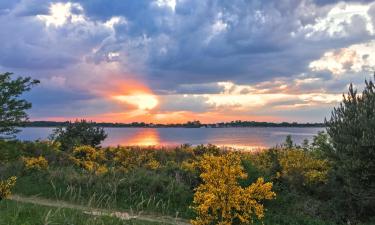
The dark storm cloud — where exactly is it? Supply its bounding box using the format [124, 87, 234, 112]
[25, 86, 131, 118]
[2, 0, 373, 88]
[0, 0, 112, 71]
[70, 0, 375, 90]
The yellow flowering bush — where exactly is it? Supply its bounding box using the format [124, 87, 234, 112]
[145, 159, 160, 170]
[0, 176, 17, 201]
[181, 160, 198, 173]
[109, 147, 162, 172]
[22, 156, 48, 171]
[279, 149, 329, 186]
[71, 146, 108, 175]
[191, 153, 276, 225]
[110, 148, 141, 172]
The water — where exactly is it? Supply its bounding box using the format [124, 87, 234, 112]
[16, 127, 324, 150]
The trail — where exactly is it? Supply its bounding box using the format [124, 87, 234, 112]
[9, 195, 190, 225]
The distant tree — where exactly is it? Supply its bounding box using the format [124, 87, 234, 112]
[50, 119, 107, 151]
[0, 72, 39, 138]
[325, 75, 375, 222]
[185, 120, 202, 128]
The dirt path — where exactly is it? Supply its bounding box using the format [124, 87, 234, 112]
[9, 195, 190, 225]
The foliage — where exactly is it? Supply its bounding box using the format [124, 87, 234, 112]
[108, 147, 158, 172]
[22, 156, 48, 171]
[0, 138, 361, 223]
[310, 131, 334, 158]
[324, 76, 375, 221]
[70, 145, 108, 175]
[50, 119, 107, 151]
[191, 153, 275, 225]
[278, 149, 329, 188]
[0, 72, 39, 138]
[284, 135, 294, 148]
[0, 139, 64, 166]
[0, 176, 17, 201]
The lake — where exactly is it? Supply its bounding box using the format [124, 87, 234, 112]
[16, 127, 324, 150]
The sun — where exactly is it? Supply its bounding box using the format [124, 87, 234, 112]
[114, 94, 158, 110]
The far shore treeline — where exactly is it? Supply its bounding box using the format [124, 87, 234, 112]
[24, 120, 325, 128]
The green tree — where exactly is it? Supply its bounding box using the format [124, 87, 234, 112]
[0, 72, 39, 138]
[50, 119, 107, 151]
[325, 75, 375, 222]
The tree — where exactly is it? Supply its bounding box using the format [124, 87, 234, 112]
[325, 75, 375, 221]
[0, 72, 39, 138]
[50, 119, 107, 151]
[191, 153, 276, 225]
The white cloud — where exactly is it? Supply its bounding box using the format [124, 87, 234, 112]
[310, 40, 375, 76]
[104, 16, 127, 29]
[155, 0, 176, 11]
[37, 2, 84, 27]
[302, 2, 374, 39]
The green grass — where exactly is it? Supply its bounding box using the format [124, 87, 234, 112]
[0, 200, 169, 225]
[8, 166, 193, 218]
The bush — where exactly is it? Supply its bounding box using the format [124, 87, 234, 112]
[278, 149, 329, 189]
[0, 176, 17, 201]
[22, 156, 48, 171]
[70, 145, 108, 175]
[191, 153, 276, 225]
[50, 120, 107, 151]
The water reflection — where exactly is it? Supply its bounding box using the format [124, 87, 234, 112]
[124, 128, 161, 146]
[16, 127, 324, 149]
[218, 144, 267, 151]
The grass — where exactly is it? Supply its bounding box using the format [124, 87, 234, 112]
[0, 200, 171, 225]
[8, 166, 193, 218]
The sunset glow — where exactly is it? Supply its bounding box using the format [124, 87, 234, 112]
[114, 94, 158, 110]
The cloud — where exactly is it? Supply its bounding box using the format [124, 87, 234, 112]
[310, 40, 375, 76]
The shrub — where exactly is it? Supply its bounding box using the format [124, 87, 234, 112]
[22, 156, 48, 171]
[0, 140, 22, 162]
[70, 145, 108, 175]
[191, 153, 276, 225]
[278, 149, 329, 188]
[0, 176, 17, 201]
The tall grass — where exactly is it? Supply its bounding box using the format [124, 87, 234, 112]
[0, 200, 168, 225]
[5, 164, 193, 218]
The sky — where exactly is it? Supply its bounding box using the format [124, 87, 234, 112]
[1, 0, 375, 123]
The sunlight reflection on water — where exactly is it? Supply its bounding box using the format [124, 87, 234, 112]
[17, 127, 324, 150]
